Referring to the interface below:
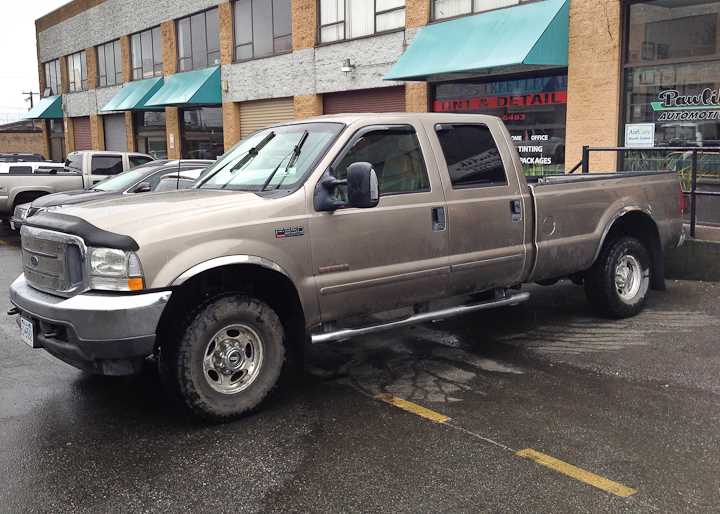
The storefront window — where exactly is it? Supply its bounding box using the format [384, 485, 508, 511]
[433, 73, 567, 175]
[181, 107, 224, 160]
[134, 111, 167, 159]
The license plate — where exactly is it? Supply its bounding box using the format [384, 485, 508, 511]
[20, 317, 36, 348]
[10, 221, 15, 230]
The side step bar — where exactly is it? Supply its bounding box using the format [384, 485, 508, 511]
[311, 291, 530, 344]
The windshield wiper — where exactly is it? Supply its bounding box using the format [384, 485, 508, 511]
[261, 130, 309, 192]
[229, 131, 276, 175]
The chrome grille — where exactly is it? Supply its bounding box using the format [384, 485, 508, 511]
[20, 226, 86, 297]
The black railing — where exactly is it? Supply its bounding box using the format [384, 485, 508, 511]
[569, 146, 720, 238]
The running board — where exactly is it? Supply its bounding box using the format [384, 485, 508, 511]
[311, 291, 530, 344]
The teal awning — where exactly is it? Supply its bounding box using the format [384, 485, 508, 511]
[385, 0, 569, 81]
[100, 77, 164, 112]
[145, 66, 221, 107]
[24, 95, 62, 119]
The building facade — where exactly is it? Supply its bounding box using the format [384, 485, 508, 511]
[29, 0, 720, 174]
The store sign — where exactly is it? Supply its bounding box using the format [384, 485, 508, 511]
[624, 123, 655, 148]
[433, 91, 567, 113]
[651, 88, 720, 121]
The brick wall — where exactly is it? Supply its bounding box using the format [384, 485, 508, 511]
[0, 132, 47, 158]
[161, 20, 177, 76]
[565, 0, 622, 172]
[165, 107, 181, 159]
[292, 0, 316, 50]
[405, 83, 428, 112]
[294, 94, 323, 119]
[222, 101, 241, 150]
[219, 2, 234, 65]
[120, 35, 132, 82]
[406, 0, 430, 28]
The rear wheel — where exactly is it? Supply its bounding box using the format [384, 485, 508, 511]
[159, 294, 285, 421]
[584, 236, 650, 318]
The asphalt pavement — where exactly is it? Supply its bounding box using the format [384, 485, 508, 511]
[1, 221, 719, 513]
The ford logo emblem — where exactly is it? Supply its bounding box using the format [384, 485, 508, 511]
[29, 255, 39, 267]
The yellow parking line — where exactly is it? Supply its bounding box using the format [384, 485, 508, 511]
[373, 394, 637, 498]
[516, 449, 637, 498]
[375, 393, 450, 423]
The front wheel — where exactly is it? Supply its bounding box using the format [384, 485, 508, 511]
[584, 237, 651, 318]
[159, 294, 286, 421]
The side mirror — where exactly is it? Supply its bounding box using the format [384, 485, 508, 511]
[346, 162, 379, 209]
[133, 181, 152, 193]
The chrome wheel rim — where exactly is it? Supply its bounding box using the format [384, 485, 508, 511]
[202, 324, 264, 395]
[615, 255, 642, 301]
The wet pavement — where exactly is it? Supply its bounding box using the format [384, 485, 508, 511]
[1, 222, 720, 512]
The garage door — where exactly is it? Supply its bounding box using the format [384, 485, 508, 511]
[323, 86, 406, 114]
[103, 114, 128, 151]
[239, 97, 294, 139]
[73, 117, 91, 151]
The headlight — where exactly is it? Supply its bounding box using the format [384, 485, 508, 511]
[13, 205, 28, 220]
[88, 248, 145, 292]
[42, 205, 65, 213]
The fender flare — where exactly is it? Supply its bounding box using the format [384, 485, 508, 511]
[171, 255, 291, 287]
[592, 206, 654, 263]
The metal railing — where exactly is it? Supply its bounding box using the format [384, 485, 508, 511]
[569, 146, 720, 238]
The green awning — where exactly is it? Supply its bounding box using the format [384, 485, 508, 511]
[145, 66, 221, 107]
[24, 95, 62, 119]
[100, 77, 164, 112]
[384, 0, 569, 81]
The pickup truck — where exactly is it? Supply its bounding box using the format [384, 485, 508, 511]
[8, 113, 684, 421]
[0, 150, 153, 221]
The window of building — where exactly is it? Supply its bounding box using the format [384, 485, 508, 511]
[131, 27, 163, 80]
[433, 73, 567, 175]
[43, 59, 61, 96]
[91, 154, 124, 176]
[435, 124, 507, 187]
[320, 0, 406, 43]
[177, 8, 220, 72]
[334, 126, 430, 195]
[433, 0, 536, 21]
[134, 111, 167, 159]
[97, 40, 123, 87]
[234, 0, 292, 61]
[181, 107, 224, 160]
[67, 50, 87, 92]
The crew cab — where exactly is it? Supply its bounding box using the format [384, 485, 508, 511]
[8, 114, 684, 421]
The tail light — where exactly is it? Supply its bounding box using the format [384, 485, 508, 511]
[679, 185, 688, 216]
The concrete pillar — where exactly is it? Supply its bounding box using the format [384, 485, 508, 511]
[405, 83, 429, 112]
[292, 0, 317, 50]
[161, 20, 177, 76]
[125, 112, 136, 152]
[219, 2, 234, 65]
[41, 121, 51, 161]
[294, 94, 323, 119]
[64, 117, 75, 154]
[86, 46, 98, 90]
[565, 0, 622, 172]
[406, 0, 430, 28]
[120, 35, 132, 82]
[90, 114, 105, 150]
[166, 107, 181, 159]
[222, 102, 241, 150]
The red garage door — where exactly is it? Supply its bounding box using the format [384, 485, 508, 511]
[73, 117, 91, 150]
[323, 86, 406, 114]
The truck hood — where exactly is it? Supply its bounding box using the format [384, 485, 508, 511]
[31, 189, 118, 209]
[55, 189, 267, 242]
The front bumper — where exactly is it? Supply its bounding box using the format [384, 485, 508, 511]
[9, 275, 171, 375]
[9, 216, 24, 231]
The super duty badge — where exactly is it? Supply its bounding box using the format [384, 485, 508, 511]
[275, 226, 304, 239]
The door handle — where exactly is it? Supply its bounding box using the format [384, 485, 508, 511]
[431, 206, 446, 231]
[510, 200, 522, 222]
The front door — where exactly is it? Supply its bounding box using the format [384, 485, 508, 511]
[309, 123, 449, 322]
[423, 121, 529, 295]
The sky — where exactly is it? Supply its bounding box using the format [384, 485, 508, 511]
[0, 0, 68, 124]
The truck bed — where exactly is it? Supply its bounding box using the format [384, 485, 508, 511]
[0, 172, 85, 217]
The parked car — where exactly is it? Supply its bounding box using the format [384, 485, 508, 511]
[0, 153, 46, 163]
[0, 162, 65, 174]
[65, 150, 154, 185]
[10, 160, 212, 230]
[9, 113, 684, 420]
[0, 150, 154, 222]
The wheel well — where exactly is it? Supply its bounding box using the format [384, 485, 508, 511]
[12, 191, 49, 210]
[156, 264, 306, 362]
[602, 211, 665, 291]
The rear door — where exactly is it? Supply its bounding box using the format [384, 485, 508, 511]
[424, 120, 529, 295]
[309, 122, 449, 322]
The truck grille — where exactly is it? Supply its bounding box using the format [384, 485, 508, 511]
[21, 227, 86, 297]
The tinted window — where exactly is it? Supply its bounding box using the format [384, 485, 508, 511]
[91, 155, 124, 176]
[67, 50, 87, 92]
[132, 27, 163, 80]
[177, 8, 220, 72]
[130, 156, 153, 167]
[97, 40, 122, 87]
[435, 124, 507, 188]
[335, 127, 430, 195]
[234, 0, 291, 61]
[9, 166, 32, 174]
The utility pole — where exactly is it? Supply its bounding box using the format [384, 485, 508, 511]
[23, 91, 38, 110]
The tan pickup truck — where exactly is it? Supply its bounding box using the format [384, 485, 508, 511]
[9, 113, 684, 420]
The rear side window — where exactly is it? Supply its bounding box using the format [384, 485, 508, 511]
[130, 156, 153, 168]
[335, 126, 430, 196]
[92, 155, 124, 176]
[9, 166, 32, 174]
[435, 124, 507, 188]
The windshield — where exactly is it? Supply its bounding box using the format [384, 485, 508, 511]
[198, 123, 343, 191]
[94, 167, 157, 192]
